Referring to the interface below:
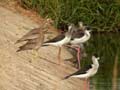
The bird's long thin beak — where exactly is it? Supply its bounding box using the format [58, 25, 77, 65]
[88, 30, 93, 32]
[97, 57, 100, 60]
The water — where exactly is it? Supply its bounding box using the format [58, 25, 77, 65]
[83, 32, 120, 90]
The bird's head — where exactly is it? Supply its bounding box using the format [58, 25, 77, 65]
[85, 26, 93, 32]
[68, 23, 74, 30]
[46, 18, 54, 25]
[78, 21, 86, 31]
[92, 53, 100, 61]
[67, 23, 76, 34]
[78, 21, 84, 28]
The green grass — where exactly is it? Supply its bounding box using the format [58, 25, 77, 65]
[20, 0, 120, 31]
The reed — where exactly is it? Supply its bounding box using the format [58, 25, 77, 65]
[20, 0, 120, 31]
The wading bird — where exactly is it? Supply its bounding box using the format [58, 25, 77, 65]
[66, 22, 92, 69]
[42, 24, 75, 64]
[16, 19, 53, 57]
[64, 54, 100, 90]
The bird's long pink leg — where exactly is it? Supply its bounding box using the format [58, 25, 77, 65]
[87, 79, 90, 90]
[58, 47, 61, 65]
[65, 45, 81, 69]
[84, 79, 87, 90]
[76, 47, 81, 69]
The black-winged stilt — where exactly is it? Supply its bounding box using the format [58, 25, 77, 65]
[64, 54, 100, 90]
[42, 24, 75, 64]
[68, 22, 92, 69]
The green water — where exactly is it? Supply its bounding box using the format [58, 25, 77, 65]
[84, 33, 120, 90]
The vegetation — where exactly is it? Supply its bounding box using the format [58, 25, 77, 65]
[20, 0, 120, 31]
[19, 1, 120, 89]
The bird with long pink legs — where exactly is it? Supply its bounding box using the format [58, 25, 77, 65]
[64, 54, 100, 90]
[66, 22, 92, 69]
[42, 24, 75, 65]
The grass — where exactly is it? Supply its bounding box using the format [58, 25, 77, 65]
[19, 0, 120, 31]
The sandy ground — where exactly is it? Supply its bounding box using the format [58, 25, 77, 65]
[0, 1, 84, 90]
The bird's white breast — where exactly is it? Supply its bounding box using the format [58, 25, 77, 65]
[56, 36, 71, 46]
[46, 36, 71, 47]
[71, 64, 98, 79]
[71, 35, 90, 44]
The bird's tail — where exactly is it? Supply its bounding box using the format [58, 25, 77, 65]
[42, 44, 49, 47]
[42, 42, 52, 47]
[63, 76, 70, 79]
[62, 74, 72, 80]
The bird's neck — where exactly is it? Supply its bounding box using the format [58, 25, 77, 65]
[92, 59, 99, 68]
[85, 31, 90, 37]
[65, 32, 72, 38]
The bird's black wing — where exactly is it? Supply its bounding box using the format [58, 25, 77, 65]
[64, 65, 92, 79]
[71, 30, 85, 40]
[76, 65, 92, 74]
[44, 34, 65, 43]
